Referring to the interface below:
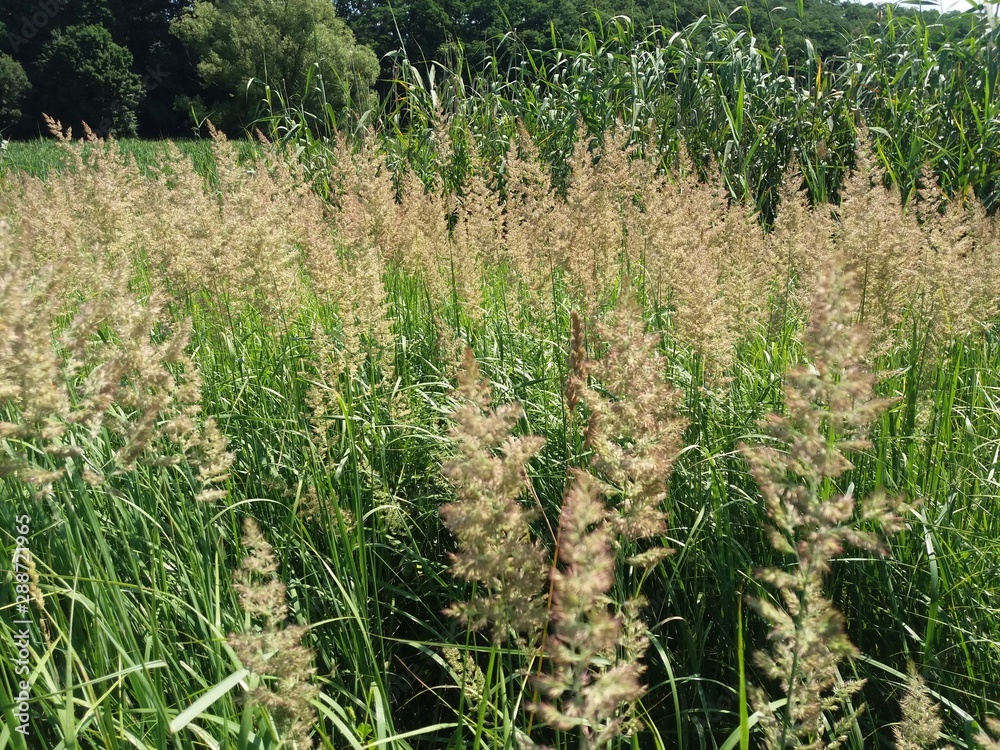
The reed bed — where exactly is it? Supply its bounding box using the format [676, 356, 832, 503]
[2, 100, 1000, 750]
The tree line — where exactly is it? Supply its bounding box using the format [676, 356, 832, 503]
[0, 0, 976, 138]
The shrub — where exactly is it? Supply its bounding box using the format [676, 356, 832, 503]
[0, 53, 29, 129]
[172, 0, 379, 132]
[34, 24, 144, 136]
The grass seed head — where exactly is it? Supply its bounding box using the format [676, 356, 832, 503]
[229, 517, 319, 749]
[740, 255, 908, 749]
[440, 348, 549, 643]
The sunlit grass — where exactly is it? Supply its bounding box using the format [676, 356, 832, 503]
[1, 11, 1000, 747]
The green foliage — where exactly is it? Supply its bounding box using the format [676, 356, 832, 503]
[3, 3, 1000, 748]
[0, 0, 115, 61]
[101, 0, 199, 135]
[0, 52, 29, 129]
[0, 136, 248, 179]
[0, 1, 198, 136]
[34, 24, 144, 136]
[0, 0, 986, 139]
[3, 130, 1000, 747]
[340, 0, 885, 73]
[171, 0, 379, 131]
[350, 11, 997, 219]
[850, 14, 1000, 210]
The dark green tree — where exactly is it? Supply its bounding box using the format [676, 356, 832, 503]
[34, 24, 144, 136]
[1, 0, 112, 63]
[340, 0, 456, 64]
[103, 1, 199, 135]
[341, 0, 603, 67]
[0, 51, 30, 129]
[172, 0, 379, 132]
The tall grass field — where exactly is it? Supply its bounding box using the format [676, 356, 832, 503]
[2, 11, 1000, 750]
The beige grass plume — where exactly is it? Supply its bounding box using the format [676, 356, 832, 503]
[0, 220, 231, 499]
[439, 348, 549, 643]
[502, 122, 561, 303]
[739, 255, 907, 749]
[229, 518, 319, 749]
[893, 663, 952, 750]
[524, 296, 690, 748]
[573, 291, 687, 554]
[528, 470, 646, 750]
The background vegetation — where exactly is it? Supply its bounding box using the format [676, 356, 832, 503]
[1, 2, 1000, 750]
[0, 0, 992, 138]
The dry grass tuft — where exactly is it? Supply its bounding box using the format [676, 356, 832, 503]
[571, 292, 687, 553]
[528, 470, 646, 750]
[894, 663, 952, 750]
[229, 517, 319, 749]
[439, 348, 549, 643]
[0, 219, 231, 498]
[740, 256, 908, 749]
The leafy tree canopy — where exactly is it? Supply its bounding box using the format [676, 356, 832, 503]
[0, 52, 30, 130]
[0, 0, 982, 137]
[339, 0, 953, 75]
[0, 0, 113, 63]
[34, 24, 144, 136]
[172, 0, 379, 131]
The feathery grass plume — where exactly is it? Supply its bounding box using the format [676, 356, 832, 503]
[833, 130, 922, 350]
[627, 153, 765, 373]
[335, 244, 394, 376]
[296, 153, 395, 377]
[575, 292, 687, 555]
[99, 302, 194, 470]
[21, 549, 52, 642]
[229, 518, 319, 750]
[769, 160, 838, 319]
[528, 470, 646, 750]
[451, 143, 503, 319]
[329, 133, 405, 261]
[617, 130, 659, 239]
[833, 135, 1000, 352]
[394, 167, 454, 307]
[297, 481, 355, 531]
[187, 416, 235, 503]
[440, 348, 549, 643]
[711, 195, 777, 351]
[502, 123, 562, 305]
[0, 220, 231, 497]
[977, 720, 1000, 750]
[522, 300, 687, 747]
[442, 645, 486, 704]
[301, 326, 367, 517]
[961, 197, 1000, 322]
[0, 231, 77, 492]
[552, 128, 629, 315]
[739, 257, 907, 750]
[2, 116, 148, 300]
[304, 319, 392, 504]
[893, 663, 952, 750]
[138, 122, 306, 319]
[429, 109, 457, 185]
[911, 164, 997, 339]
[75, 293, 233, 499]
[433, 313, 468, 382]
[564, 310, 589, 415]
